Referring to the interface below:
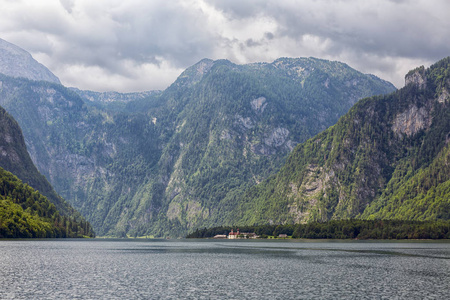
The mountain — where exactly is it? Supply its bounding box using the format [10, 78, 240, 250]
[134, 58, 396, 237]
[0, 54, 395, 236]
[69, 87, 162, 112]
[0, 75, 162, 237]
[0, 106, 94, 237]
[0, 105, 74, 215]
[70, 87, 160, 104]
[234, 58, 450, 226]
[0, 38, 60, 84]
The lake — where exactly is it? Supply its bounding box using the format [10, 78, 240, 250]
[0, 239, 449, 299]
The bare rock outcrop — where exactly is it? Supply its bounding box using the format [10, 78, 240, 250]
[265, 127, 289, 147]
[392, 104, 431, 137]
[405, 66, 426, 89]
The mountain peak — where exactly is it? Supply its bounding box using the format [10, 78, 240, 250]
[174, 58, 216, 88]
[405, 65, 426, 89]
[0, 38, 60, 84]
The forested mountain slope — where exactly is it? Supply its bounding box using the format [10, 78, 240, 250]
[0, 75, 160, 236]
[0, 167, 93, 238]
[138, 58, 395, 237]
[0, 106, 94, 237]
[235, 58, 450, 226]
[0, 56, 395, 237]
[0, 106, 84, 218]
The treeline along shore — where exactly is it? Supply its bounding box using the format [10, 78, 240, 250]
[187, 219, 450, 240]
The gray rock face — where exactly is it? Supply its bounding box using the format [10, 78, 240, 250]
[265, 127, 289, 147]
[251, 97, 267, 113]
[438, 87, 450, 104]
[392, 104, 432, 137]
[0, 38, 60, 84]
[405, 67, 426, 89]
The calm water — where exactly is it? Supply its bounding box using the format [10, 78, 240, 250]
[0, 239, 449, 299]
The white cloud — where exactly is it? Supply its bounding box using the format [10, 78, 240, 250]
[56, 58, 183, 92]
[0, 0, 449, 91]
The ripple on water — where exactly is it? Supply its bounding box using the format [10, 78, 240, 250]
[0, 240, 449, 299]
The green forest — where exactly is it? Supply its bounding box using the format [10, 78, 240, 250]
[187, 219, 450, 240]
[0, 167, 94, 238]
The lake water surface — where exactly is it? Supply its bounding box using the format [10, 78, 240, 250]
[0, 239, 449, 299]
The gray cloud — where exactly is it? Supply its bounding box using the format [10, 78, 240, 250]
[0, 0, 449, 92]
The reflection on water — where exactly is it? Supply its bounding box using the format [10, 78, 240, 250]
[0, 239, 449, 299]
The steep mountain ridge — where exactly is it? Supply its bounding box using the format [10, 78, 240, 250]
[0, 54, 395, 236]
[0, 105, 77, 216]
[235, 57, 450, 226]
[0, 105, 94, 237]
[69, 87, 162, 112]
[0, 38, 60, 84]
[70, 88, 159, 104]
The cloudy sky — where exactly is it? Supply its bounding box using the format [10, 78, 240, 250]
[0, 0, 449, 92]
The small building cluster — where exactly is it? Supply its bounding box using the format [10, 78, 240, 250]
[213, 229, 258, 239]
